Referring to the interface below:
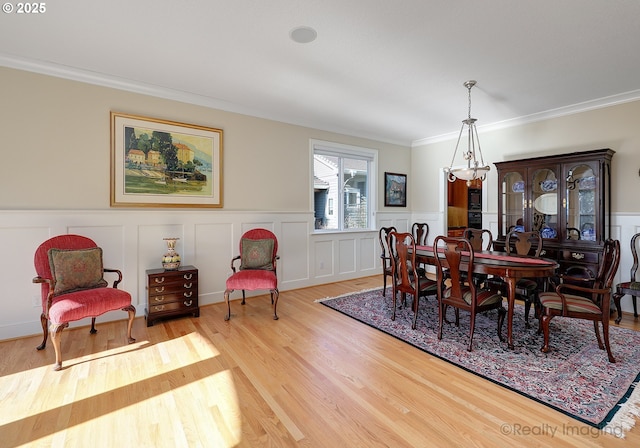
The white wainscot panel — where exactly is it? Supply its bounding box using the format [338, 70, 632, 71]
[338, 238, 356, 274]
[194, 223, 234, 304]
[280, 221, 310, 284]
[314, 240, 334, 278]
[359, 236, 376, 271]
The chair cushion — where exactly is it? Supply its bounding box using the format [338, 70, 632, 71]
[48, 248, 108, 296]
[240, 238, 274, 270]
[617, 281, 640, 291]
[48, 287, 131, 324]
[226, 269, 277, 291]
[444, 287, 502, 306]
[539, 292, 602, 314]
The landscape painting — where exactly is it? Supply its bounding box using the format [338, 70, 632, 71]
[111, 113, 223, 207]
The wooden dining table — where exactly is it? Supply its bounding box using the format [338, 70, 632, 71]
[414, 245, 559, 349]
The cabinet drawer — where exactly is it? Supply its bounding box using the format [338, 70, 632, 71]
[148, 281, 197, 296]
[560, 250, 599, 264]
[148, 297, 198, 314]
[149, 271, 197, 285]
[148, 289, 197, 304]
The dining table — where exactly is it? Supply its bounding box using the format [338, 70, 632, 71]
[414, 245, 559, 349]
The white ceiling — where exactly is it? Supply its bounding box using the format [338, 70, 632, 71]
[2, 0, 640, 146]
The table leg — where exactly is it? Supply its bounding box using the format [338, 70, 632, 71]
[505, 277, 516, 349]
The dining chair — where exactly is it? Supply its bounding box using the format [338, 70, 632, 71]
[462, 228, 493, 287]
[411, 222, 429, 245]
[612, 232, 640, 323]
[378, 226, 397, 297]
[433, 235, 506, 351]
[488, 230, 544, 328]
[388, 231, 439, 329]
[33, 234, 136, 371]
[539, 239, 620, 362]
[223, 228, 280, 320]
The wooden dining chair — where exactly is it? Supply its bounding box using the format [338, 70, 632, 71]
[539, 239, 620, 362]
[388, 231, 439, 329]
[462, 228, 493, 287]
[411, 222, 429, 245]
[487, 230, 544, 327]
[612, 232, 640, 323]
[433, 235, 506, 351]
[379, 226, 397, 297]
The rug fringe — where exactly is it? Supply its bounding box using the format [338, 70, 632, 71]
[314, 287, 384, 303]
[604, 381, 640, 438]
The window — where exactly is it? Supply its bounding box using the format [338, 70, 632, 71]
[312, 140, 377, 231]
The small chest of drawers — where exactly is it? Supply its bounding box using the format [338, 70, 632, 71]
[145, 265, 199, 326]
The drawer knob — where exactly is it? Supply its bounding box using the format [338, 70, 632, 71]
[154, 296, 166, 302]
[154, 286, 165, 293]
[154, 277, 165, 284]
[571, 252, 585, 260]
[183, 283, 192, 289]
[184, 291, 193, 298]
[184, 299, 193, 307]
[540, 250, 546, 256]
[153, 305, 165, 312]
[183, 273, 193, 280]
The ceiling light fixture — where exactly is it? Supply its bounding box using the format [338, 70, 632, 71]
[290, 26, 317, 44]
[445, 80, 490, 186]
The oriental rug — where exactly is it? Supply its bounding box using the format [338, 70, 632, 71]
[318, 288, 640, 437]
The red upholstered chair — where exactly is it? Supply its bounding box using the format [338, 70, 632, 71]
[224, 228, 279, 321]
[33, 235, 135, 371]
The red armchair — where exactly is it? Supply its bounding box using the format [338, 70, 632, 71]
[33, 235, 135, 370]
[224, 229, 279, 320]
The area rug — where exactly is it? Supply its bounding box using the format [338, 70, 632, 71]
[318, 288, 640, 437]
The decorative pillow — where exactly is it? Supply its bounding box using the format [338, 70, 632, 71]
[240, 238, 274, 270]
[48, 247, 108, 296]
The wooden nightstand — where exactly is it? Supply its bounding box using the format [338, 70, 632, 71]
[145, 265, 199, 326]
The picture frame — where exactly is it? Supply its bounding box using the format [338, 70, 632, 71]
[111, 112, 223, 208]
[384, 172, 407, 207]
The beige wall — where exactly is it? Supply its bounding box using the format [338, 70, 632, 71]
[0, 67, 409, 211]
[411, 99, 640, 214]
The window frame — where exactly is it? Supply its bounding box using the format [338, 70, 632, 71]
[311, 139, 377, 232]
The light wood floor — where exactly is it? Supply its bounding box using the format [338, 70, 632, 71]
[1, 276, 639, 447]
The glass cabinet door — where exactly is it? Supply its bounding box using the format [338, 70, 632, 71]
[565, 163, 596, 241]
[500, 171, 525, 235]
[531, 168, 559, 240]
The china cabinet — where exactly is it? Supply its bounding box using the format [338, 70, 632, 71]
[494, 148, 614, 278]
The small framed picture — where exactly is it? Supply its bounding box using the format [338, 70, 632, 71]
[384, 172, 407, 207]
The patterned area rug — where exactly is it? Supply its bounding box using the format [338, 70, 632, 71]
[318, 288, 640, 436]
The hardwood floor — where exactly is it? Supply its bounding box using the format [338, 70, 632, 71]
[1, 276, 639, 447]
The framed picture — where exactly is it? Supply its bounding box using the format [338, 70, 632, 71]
[111, 112, 223, 208]
[384, 172, 407, 207]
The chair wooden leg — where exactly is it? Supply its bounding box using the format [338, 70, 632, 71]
[613, 290, 624, 324]
[523, 300, 532, 328]
[634, 295, 639, 318]
[272, 289, 280, 320]
[382, 274, 387, 297]
[497, 306, 506, 342]
[411, 294, 419, 330]
[593, 320, 604, 350]
[224, 289, 233, 321]
[49, 322, 68, 371]
[437, 303, 445, 340]
[241, 290, 246, 305]
[90, 317, 97, 335]
[468, 313, 476, 352]
[36, 313, 48, 351]
[601, 318, 616, 363]
[124, 305, 136, 344]
[540, 314, 553, 353]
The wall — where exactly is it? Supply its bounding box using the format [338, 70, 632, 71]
[0, 67, 412, 340]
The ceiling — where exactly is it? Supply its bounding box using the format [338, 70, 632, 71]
[2, 0, 640, 146]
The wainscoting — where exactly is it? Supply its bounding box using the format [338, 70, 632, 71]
[0, 209, 420, 340]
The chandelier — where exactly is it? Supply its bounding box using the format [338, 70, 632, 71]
[445, 80, 490, 186]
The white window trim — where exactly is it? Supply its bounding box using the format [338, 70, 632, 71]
[310, 139, 377, 232]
